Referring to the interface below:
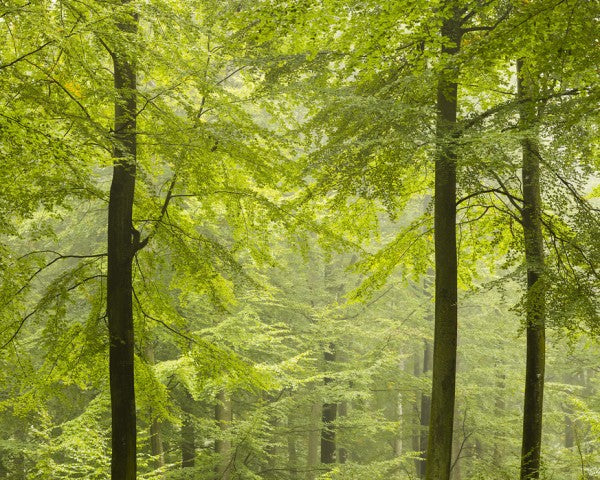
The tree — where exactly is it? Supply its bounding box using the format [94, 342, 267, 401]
[517, 57, 546, 480]
[105, 1, 139, 477]
[426, 6, 462, 479]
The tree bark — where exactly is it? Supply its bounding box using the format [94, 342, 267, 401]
[393, 358, 405, 458]
[419, 339, 432, 478]
[288, 416, 299, 480]
[107, 2, 138, 478]
[181, 391, 196, 469]
[306, 402, 321, 480]
[321, 346, 337, 465]
[145, 344, 165, 471]
[426, 10, 462, 480]
[518, 58, 546, 480]
[493, 371, 506, 464]
[412, 351, 422, 475]
[215, 390, 232, 480]
[150, 420, 165, 470]
[338, 401, 348, 464]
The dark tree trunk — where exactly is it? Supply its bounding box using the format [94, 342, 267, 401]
[419, 339, 432, 478]
[321, 347, 337, 465]
[518, 58, 546, 480]
[107, 2, 138, 479]
[426, 11, 462, 480]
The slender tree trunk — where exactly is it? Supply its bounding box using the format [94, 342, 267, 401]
[267, 408, 280, 473]
[517, 58, 546, 480]
[181, 391, 195, 469]
[426, 10, 462, 480]
[108, 2, 138, 478]
[215, 390, 232, 480]
[288, 416, 299, 480]
[338, 401, 348, 464]
[451, 412, 462, 480]
[394, 357, 405, 458]
[412, 351, 422, 475]
[306, 402, 321, 480]
[150, 421, 165, 470]
[321, 346, 337, 465]
[493, 371, 506, 464]
[564, 413, 574, 449]
[144, 344, 165, 471]
[419, 339, 432, 478]
[13, 429, 25, 480]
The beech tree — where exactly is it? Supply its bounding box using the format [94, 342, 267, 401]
[0, 1, 598, 479]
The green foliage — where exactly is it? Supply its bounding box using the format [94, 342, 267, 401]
[0, 0, 598, 479]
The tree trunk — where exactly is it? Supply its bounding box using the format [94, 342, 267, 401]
[412, 350, 422, 475]
[306, 402, 321, 480]
[338, 401, 348, 464]
[321, 346, 337, 465]
[107, 2, 138, 478]
[493, 371, 506, 464]
[426, 11, 462, 480]
[181, 391, 195, 469]
[150, 420, 165, 470]
[419, 339, 432, 478]
[288, 416, 299, 480]
[144, 344, 165, 471]
[13, 429, 25, 480]
[215, 390, 232, 480]
[517, 58, 546, 480]
[394, 358, 405, 458]
[564, 413, 574, 449]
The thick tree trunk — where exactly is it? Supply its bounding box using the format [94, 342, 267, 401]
[426, 12, 462, 480]
[419, 339, 432, 478]
[108, 2, 138, 479]
[306, 402, 321, 480]
[518, 58, 546, 480]
[215, 390, 232, 480]
[321, 347, 337, 465]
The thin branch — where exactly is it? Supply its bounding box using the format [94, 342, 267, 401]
[461, 87, 586, 131]
[0, 40, 54, 69]
[11, 252, 106, 298]
[0, 274, 105, 350]
[132, 287, 196, 344]
[456, 188, 516, 207]
[215, 65, 247, 86]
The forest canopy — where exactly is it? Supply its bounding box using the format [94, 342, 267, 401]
[0, 0, 598, 479]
